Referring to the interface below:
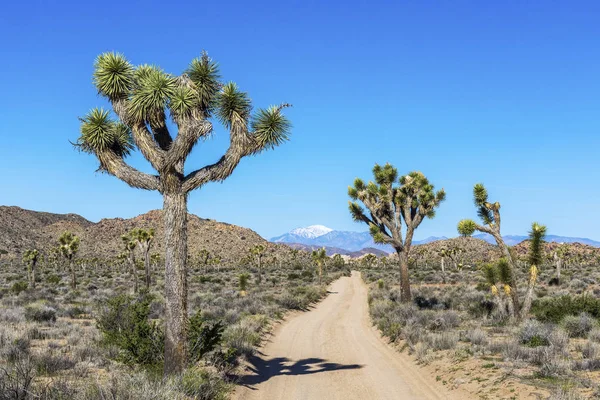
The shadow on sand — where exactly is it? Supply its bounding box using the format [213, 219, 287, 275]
[237, 353, 363, 388]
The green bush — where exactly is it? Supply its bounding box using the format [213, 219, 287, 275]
[46, 275, 61, 285]
[188, 311, 224, 364]
[97, 294, 164, 366]
[532, 295, 600, 323]
[24, 306, 57, 323]
[11, 281, 28, 295]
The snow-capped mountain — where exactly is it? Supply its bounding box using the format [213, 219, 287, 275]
[289, 225, 333, 239]
[271, 226, 446, 253]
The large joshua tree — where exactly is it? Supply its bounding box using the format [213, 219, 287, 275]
[74, 52, 290, 374]
[457, 183, 521, 315]
[348, 164, 445, 302]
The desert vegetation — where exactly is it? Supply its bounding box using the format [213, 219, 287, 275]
[0, 232, 350, 399]
[358, 184, 600, 398]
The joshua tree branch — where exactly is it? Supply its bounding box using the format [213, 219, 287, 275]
[164, 120, 212, 171]
[97, 151, 160, 191]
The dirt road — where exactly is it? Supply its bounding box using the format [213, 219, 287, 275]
[233, 271, 471, 400]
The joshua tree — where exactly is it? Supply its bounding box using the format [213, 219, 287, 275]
[121, 233, 138, 293]
[210, 256, 222, 272]
[197, 249, 211, 273]
[22, 249, 39, 289]
[250, 244, 266, 283]
[520, 222, 547, 319]
[332, 254, 345, 269]
[457, 183, 521, 315]
[131, 228, 155, 290]
[348, 164, 445, 302]
[311, 247, 327, 284]
[74, 52, 291, 374]
[361, 253, 377, 268]
[58, 231, 80, 289]
[552, 243, 569, 285]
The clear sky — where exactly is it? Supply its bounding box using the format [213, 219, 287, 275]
[1, 1, 599, 241]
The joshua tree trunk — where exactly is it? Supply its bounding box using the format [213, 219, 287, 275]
[491, 233, 520, 317]
[130, 256, 138, 294]
[554, 253, 562, 285]
[257, 256, 262, 284]
[318, 263, 322, 285]
[163, 191, 188, 375]
[69, 258, 76, 289]
[440, 257, 445, 273]
[520, 266, 538, 319]
[31, 259, 36, 289]
[397, 250, 412, 302]
[144, 249, 151, 290]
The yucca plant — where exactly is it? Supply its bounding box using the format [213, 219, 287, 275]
[122, 232, 139, 293]
[130, 228, 155, 290]
[520, 222, 547, 318]
[197, 249, 211, 274]
[311, 247, 327, 284]
[58, 231, 80, 289]
[250, 244, 266, 283]
[22, 249, 39, 289]
[74, 52, 291, 374]
[457, 183, 521, 315]
[482, 258, 515, 320]
[348, 164, 445, 302]
[239, 273, 250, 296]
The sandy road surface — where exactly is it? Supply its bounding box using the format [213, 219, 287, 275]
[233, 271, 471, 400]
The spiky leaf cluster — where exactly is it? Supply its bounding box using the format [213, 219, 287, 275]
[457, 219, 476, 237]
[22, 249, 39, 264]
[251, 105, 292, 150]
[93, 52, 133, 100]
[482, 258, 512, 287]
[77, 108, 134, 158]
[58, 232, 80, 258]
[527, 222, 547, 267]
[186, 52, 221, 116]
[130, 228, 155, 245]
[311, 247, 327, 264]
[473, 183, 494, 225]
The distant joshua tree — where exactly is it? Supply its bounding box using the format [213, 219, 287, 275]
[22, 249, 39, 289]
[250, 244, 266, 283]
[349, 163, 445, 302]
[197, 249, 211, 273]
[58, 231, 80, 289]
[121, 233, 138, 293]
[131, 228, 155, 290]
[311, 247, 327, 284]
[74, 52, 291, 374]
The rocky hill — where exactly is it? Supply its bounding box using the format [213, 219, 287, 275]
[0, 206, 301, 264]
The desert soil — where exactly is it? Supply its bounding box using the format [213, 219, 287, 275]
[233, 271, 474, 400]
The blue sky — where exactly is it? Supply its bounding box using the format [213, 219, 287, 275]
[1, 1, 599, 240]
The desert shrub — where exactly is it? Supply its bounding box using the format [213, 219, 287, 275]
[188, 311, 224, 364]
[46, 274, 61, 285]
[10, 281, 28, 295]
[96, 294, 164, 366]
[63, 305, 87, 319]
[519, 320, 552, 347]
[588, 328, 600, 343]
[179, 367, 229, 400]
[428, 310, 461, 331]
[548, 387, 585, 400]
[580, 341, 600, 360]
[532, 295, 600, 323]
[34, 352, 76, 375]
[563, 313, 597, 338]
[465, 328, 488, 346]
[24, 305, 57, 323]
[0, 355, 36, 399]
[424, 332, 459, 350]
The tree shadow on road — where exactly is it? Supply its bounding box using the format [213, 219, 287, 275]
[236, 353, 363, 388]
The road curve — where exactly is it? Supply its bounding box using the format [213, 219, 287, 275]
[233, 271, 470, 400]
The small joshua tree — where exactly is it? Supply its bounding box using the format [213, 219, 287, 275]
[58, 232, 80, 289]
[520, 222, 547, 318]
[311, 247, 327, 284]
[131, 228, 155, 290]
[198, 249, 211, 274]
[121, 233, 138, 293]
[250, 244, 266, 284]
[482, 259, 514, 320]
[457, 183, 521, 315]
[348, 164, 445, 302]
[22, 249, 39, 289]
[74, 52, 291, 374]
